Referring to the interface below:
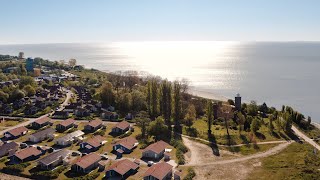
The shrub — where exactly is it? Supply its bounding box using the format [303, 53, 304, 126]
[183, 167, 196, 180]
[170, 138, 188, 165]
[73, 172, 100, 180]
[118, 131, 132, 138]
[93, 130, 106, 136]
[3, 162, 30, 174]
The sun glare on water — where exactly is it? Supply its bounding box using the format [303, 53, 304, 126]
[108, 41, 239, 83]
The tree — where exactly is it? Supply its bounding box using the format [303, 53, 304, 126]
[173, 81, 182, 129]
[136, 111, 151, 139]
[247, 101, 258, 116]
[69, 59, 77, 66]
[237, 112, 246, 133]
[20, 64, 27, 76]
[100, 82, 115, 106]
[185, 104, 196, 129]
[206, 100, 213, 133]
[307, 116, 312, 127]
[118, 92, 132, 112]
[0, 90, 9, 102]
[150, 79, 158, 118]
[131, 90, 147, 112]
[160, 80, 172, 126]
[251, 117, 260, 134]
[19, 76, 36, 88]
[11, 89, 25, 101]
[23, 85, 36, 96]
[268, 115, 274, 134]
[227, 99, 235, 106]
[148, 116, 169, 140]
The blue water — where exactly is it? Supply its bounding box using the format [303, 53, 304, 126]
[0, 42, 319, 122]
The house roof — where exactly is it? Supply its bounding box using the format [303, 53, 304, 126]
[58, 119, 75, 127]
[7, 126, 28, 137]
[0, 142, 18, 156]
[14, 147, 42, 160]
[143, 162, 173, 179]
[55, 130, 84, 142]
[29, 128, 55, 139]
[34, 116, 51, 125]
[106, 159, 139, 176]
[85, 135, 105, 148]
[38, 149, 70, 166]
[142, 140, 169, 154]
[86, 120, 102, 128]
[75, 152, 101, 169]
[115, 137, 138, 150]
[113, 121, 130, 130]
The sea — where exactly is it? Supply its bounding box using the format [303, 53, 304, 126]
[0, 41, 319, 122]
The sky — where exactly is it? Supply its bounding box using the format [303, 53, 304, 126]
[0, 0, 320, 44]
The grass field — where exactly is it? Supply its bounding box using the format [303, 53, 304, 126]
[247, 142, 320, 180]
[182, 118, 290, 145]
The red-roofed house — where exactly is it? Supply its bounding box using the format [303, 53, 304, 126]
[80, 135, 106, 152]
[112, 121, 131, 134]
[4, 126, 28, 139]
[12, 147, 43, 162]
[32, 116, 52, 129]
[113, 137, 139, 154]
[143, 162, 173, 180]
[142, 140, 169, 160]
[56, 119, 75, 131]
[84, 119, 103, 132]
[72, 152, 101, 173]
[105, 159, 139, 179]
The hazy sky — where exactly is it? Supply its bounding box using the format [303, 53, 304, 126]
[1, 0, 320, 44]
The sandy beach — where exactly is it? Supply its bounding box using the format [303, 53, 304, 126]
[188, 87, 228, 102]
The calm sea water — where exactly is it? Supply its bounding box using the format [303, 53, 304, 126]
[0, 42, 319, 122]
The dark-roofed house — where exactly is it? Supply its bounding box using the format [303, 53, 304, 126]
[31, 116, 52, 129]
[143, 162, 173, 180]
[101, 111, 119, 121]
[56, 119, 75, 131]
[84, 119, 103, 132]
[4, 126, 28, 139]
[72, 153, 101, 173]
[142, 141, 169, 160]
[38, 149, 70, 170]
[12, 147, 43, 162]
[0, 142, 19, 158]
[53, 111, 69, 119]
[74, 107, 90, 117]
[112, 121, 131, 134]
[113, 137, 138, 154]
[54, 130, 84, 146]
[80, 135, 106, 152]
[105, 159, 139, 179]
[28, 128, 55, 143]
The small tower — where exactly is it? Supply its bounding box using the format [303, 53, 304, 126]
[235, 93, 241, 111]
[18, 52, 24, 59]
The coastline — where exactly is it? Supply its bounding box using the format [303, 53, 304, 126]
[188, 87, 228, 102]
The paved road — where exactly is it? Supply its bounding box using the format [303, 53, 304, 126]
[57, 90, 73, 111]
[292, 125, 320, 151]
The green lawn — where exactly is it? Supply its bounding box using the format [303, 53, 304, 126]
[183, 118, 290, 145]
[223, 143, 279, 156]
[248, 142, 320, 180]
[0, 119, 26, 127]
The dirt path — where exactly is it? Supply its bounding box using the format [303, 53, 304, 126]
[292, 125, 320, 151]
[182, 136, 292, 166]
[0, 173, 29, 180]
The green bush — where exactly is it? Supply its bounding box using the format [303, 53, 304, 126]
[93, 130, 106, 136]
[170, 138, 188, 165]
[73, 172, 100, 180]
[118, 131, 132, 138]
[3, 162, 30, 174]
[183, 167, 196, 180]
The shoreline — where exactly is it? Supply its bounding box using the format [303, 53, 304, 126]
[188, 87, 228, 102]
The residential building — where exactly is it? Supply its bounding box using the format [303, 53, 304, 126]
[101, 111, 119, 121]
[142, 140, 169, 160]
[112, 121, 130, 134]
[54, 130, 84, 146]
[28, 128, 55, 143]
[80, 135, 106, 152]
[113, 137, 138, 154]
[84, 119, 103, 132]
[0, 142, 19, 158]
[56, 119, 75, 131]
[72, 153, 101, 173]
[53, 111, 70, 119]
[12, 147, 43, 163]
[105, 159, 139, 179]
[38, 149, 70, 170]
[26, 57, 34, 72]
[32, 116, 52, 129]
[143, 162, 173, 180]
[4, 126, 28, 139]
